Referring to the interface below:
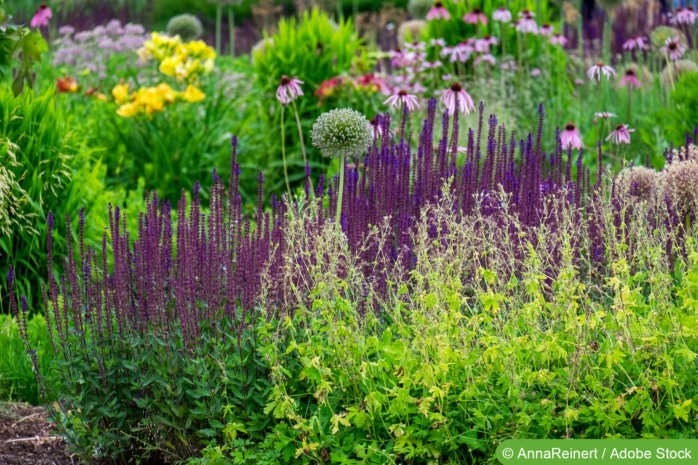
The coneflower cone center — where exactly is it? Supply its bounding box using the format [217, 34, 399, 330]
[280, 76, 291, 85]
[565, 123, 576, 131]
[450, 83, 462, 92]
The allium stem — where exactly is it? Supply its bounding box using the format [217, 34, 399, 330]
[665, 54, 676, 90]
[228, 7, 235, 58]
[280, 105, 292, 199]
[215, 3, 222, 54]
[336, 155, 345, 225]
[626, 86, 631, 124]
[292, 99, 313, 195]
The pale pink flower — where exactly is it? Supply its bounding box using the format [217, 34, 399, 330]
[574, 78, 585, 86]
[606, 124, 634, 144]
[492, 7, 512, 22]
[670, 6, 697, 25]
[501, 60, 517, 71]
[430, 38, 447, 47]
[475, 54, 496, 66]
[594, 112, 616, 119]
[622, 35, 648, 51]
[516, 12, 538, 33]
[463, 8, 488, 25]
[475, 35, 498, 52]
[427, 1, 451, 20]
[30, 3, 53, 28]
[538, 23, 554, 36]
[661, 36, 685, 61]
[442, 73, 453, 81]
[384, 89, 421, 111]
[389, 48, 412, 68]
[561, 123, 583, 150]
[620, 68, 640, 88]
[405, 41, 426, 52]
[587, 61, 616, 81]
[530, 68, 541, 77]
[420, 60, 443, 71]
[550, 34, 568, 46]
[440, 82, 475, 114]
[276, 75, 304, 105]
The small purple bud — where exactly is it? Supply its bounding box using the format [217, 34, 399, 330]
[231, 135, 238, 147]
[194, 181, 201, 197]
[20, 296, 28, 314]
[212, 168, 220, 183]
[47, 211, 54, 228]
[6, 265, 14, 285]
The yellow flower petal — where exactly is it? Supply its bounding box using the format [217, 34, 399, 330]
[181, 85, 205, 103]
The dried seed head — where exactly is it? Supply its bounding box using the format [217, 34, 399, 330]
[660, 159, 698, 213]
[617, 166, 657, 201]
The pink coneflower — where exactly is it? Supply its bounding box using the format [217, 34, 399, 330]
[516, 11, 538, 33]
[538, 23, 554, 36]
[670, 6, 697, 25]
[420, 60, 443, 71]
[492, 7, 512, 22]
[442, 73, 453, 81]
[276, 75, 304, 105]
[620, 68, 641, 88]
[595, 112, 616, 119]
[587, 61, 616, 81]
[661, 36, 685, 61]
[475, 54, 496, 66]
[530, 68, 541, 77]
[389, 48, 411, 68]
[430, 38, 446, 47]
[30, 3, 53, 28]
[384, 89, 420, 111]
[606, 124, 634, 144]
[560, 123, 583, 150]
[405, 41, 426, 52]
[501, 60, 517, 71]
[440, 82, 475, 114]
[550, 34, 568, 46]
[574, 78, 585, 86]
[622, 34, 648, 51]
[463, 8, 488, 25]
[427, 1, 451, 20]
[475, 35, 498, 52]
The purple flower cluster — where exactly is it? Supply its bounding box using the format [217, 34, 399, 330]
[52, 20, 149, 80]
[13, 103, 697, 366]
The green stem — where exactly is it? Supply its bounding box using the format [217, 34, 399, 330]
[291, 99, 313, 196]
[228, 7, 235, 58]
[626, 86, 631, 124]
[336, 155, 345, 225]
[215, 3, 222, 55]
[280, 106, 292, 199]
[665, 54, 675, 90]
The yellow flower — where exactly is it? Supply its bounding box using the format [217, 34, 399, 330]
[116, 102, 140, 117]
[185, 40, 216, 60]
[203, 58, 215, 74]
[112, 84, 130, 104]
[181, 85, 205, 103]
[96, 93, 108, 102]
[136, 87, 165, 114]
[159, 56, 181, 77]
[155, 83, 176, 103]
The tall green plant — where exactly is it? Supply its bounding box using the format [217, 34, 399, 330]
[253, 8, 363, 103]
[0, 84, 120, 312]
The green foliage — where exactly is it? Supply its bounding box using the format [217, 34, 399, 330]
[0, 314, 55, 405]
[0, 3, 48, 96]
[48, 317, 270, 464]
[0, 84, 137, 312]
[660, 71, 698, 145]
[253, 9, 363, 103]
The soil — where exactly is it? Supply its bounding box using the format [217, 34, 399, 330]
[0, 402, 74, 465]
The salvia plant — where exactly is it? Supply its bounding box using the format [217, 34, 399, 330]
[7, 96, 698, 463]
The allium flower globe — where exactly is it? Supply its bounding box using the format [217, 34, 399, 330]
[311, 108, 373, 159]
